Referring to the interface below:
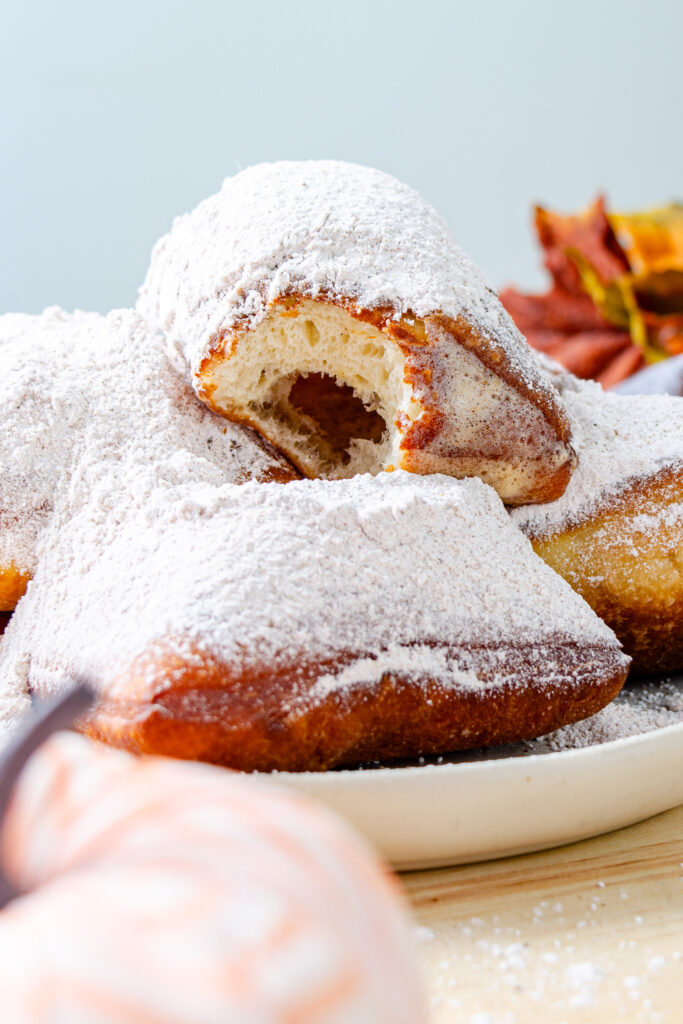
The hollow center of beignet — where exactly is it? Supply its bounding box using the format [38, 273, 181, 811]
[288, 373, 387, 464]
[200, 299, 412, 478]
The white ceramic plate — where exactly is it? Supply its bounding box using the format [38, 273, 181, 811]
[275, 717, 683, 871]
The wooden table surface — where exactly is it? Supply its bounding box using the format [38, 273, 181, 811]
[401, 804, 683, 1023]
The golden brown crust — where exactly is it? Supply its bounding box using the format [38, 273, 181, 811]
[530, 466, 683, 674]
[81, 641, 628, 772]
[0, 566, 30, 613]
[198, 294, 576, 505]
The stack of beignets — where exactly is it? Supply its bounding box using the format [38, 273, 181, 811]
[6, 159, 675, 771]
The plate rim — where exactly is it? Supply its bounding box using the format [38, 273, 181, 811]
[271, 719, 683, 783]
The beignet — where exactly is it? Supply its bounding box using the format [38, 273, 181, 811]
[0, 473, 629, 769]
[138, 161, 576, 505]
[513, 370, 683, 673]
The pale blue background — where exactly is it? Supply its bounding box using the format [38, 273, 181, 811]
[2, 0, 681, 315]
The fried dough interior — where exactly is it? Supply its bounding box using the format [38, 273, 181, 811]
[201, 299, 418, 478]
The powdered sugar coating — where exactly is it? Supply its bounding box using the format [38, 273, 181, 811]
[0, 308, 91, 576]
[0, 472, 625, 733]
[137, 160, 557, 407]
[512, 372, 683, 537]
[0, 307, 295, 579]
[533, 676, 682, 751]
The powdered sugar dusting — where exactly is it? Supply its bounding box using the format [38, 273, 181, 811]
[137, 161, 555, 406]
[311, 646, 484, 702]
[512, 371, 683, 537]
[534, 676, 682, 751]
[416, 883, 682, 1023]
[0, 473, 625, 731]
[0, 307, 295, 579]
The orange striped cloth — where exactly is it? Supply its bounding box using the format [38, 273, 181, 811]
[0, 733, 424, 1023]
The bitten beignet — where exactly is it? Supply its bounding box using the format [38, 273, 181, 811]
[0, 473, 629, 770]
[138, 161, 576, 505]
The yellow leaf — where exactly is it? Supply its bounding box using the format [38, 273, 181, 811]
[610, 204, 683, 275]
